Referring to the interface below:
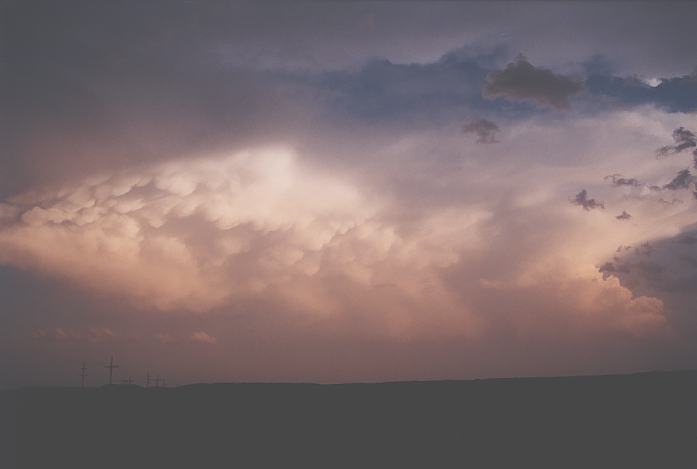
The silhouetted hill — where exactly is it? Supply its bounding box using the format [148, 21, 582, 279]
[3, 371, 696, 468]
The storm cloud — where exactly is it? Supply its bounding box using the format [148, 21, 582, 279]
[3, 1, 697, 387]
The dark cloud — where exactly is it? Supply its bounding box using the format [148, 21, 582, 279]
[599, 260, 631, 279]
[483, 56, 583, 110]
[601, 225, 697, 344]
[315, 50, 504, 121]
[616, 211, 632, 220]
[676, 234, 697, 245]
[656, 127, 697, 157]
[604, 174, 642, 187]
[662, 169, 695, 191]
[571, 190, 604, 210]
[586, 74, 697, 113]
[462, 118, 500, 143]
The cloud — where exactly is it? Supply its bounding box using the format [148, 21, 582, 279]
[605, 174, 642, 187]
[0, 147, 389, 312]
[571, 190, 605, 210]
[462, 118, 501, 143]
[586, 74, 697, 113]
[5, 108, 697, 384]
[656, 127, 697, 157]
[315, 50, 499, 121]
[33, 327, 115, 343]
[598, 223, 697, 343]
[191, 331, 217, 345]
[662, 169, 695, 191]
[616, 211, 632, 220]
[483, 56, 583, 109]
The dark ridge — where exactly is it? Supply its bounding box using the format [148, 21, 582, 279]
[3, 370, 696, 468]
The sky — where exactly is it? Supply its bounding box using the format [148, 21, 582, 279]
[2, 1, 697, 387]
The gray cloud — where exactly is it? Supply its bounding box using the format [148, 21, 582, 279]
[600, 226, 697, 347]
[483, 56, 583, 109]
[462, 118, 501, 143]
[616, 211, 632, 220]
[663, 169, 695, 191]
[571, 190, 604, 210]
[586, 74, 697, 114]
[657, 197, 683, 205]
[604, 174, 642, 187]
[656, 127, 697, 157]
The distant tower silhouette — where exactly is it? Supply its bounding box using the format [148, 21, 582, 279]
[80, 362, 87, 388]
[154, 375, 161, 388]
[105, 356, 119, 385]
[146, 371, 151, 387]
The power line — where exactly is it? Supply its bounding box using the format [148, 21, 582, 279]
[104, 356, 119, 385]
[80, 362, 87, 388]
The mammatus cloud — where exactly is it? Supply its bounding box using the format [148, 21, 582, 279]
[0, 147, 395, 312]
[483, 56, 583, 109]
[0, 137, 674, 347]
[571, 190, 604, 210]
[462, 119, 500, 143]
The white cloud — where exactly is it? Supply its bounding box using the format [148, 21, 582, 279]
[3, 110, 695, 342]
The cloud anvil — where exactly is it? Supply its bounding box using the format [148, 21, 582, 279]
[2, 1, 697, 387]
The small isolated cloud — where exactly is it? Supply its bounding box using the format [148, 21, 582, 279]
[462, 118, 500, 143]
[656, 127, 697, 157]
[155, 333, 177, 344]
[604, 174, 641, 187]
[34, 327, 115, 342]
[483, 56, 583, 109]
[657, 197, 683, 205]
[571, 190, 604, 210]
[191, 331, 217, 345]
[663, 169, 695, 191]
[616, 211, 632, 220]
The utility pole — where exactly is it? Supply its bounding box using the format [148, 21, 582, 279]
[80, 362, 87, 388]
[105, 356, 119, 385]
[146, 371, 151, 388]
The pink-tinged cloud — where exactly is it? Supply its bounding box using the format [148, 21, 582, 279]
[3, 109, 697, 385]
[191, 331, 217, 345]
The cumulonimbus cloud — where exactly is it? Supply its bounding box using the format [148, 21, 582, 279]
[0, 136, 673, 342]
[0, 146, 472, 318]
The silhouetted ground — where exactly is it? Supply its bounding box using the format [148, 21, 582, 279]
[2, 370, 696, 468]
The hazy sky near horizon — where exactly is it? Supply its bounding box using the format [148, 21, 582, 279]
[2, 1, 697, 387]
